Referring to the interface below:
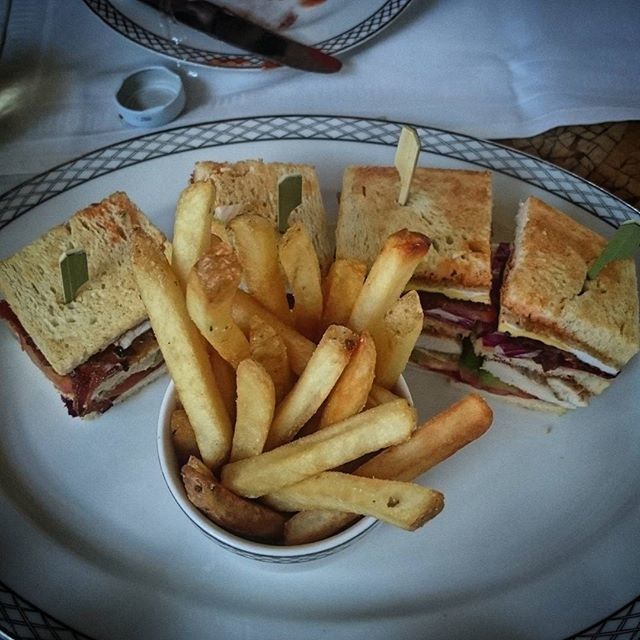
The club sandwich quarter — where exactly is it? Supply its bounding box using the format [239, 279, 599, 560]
[0, 192, 169, 418]
[335, 164, 640, 412]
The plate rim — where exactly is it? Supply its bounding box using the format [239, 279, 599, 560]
[0, 113, 638, 640]
[80, 0, 415, 70]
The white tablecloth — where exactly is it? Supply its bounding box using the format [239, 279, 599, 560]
[1, 0, 639, 195]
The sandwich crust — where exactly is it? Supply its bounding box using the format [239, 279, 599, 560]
[0, 192, 167, 375]
[191, 160, 334, 273]
[335, 166, 493, 299]
[500, 196, 640, 371]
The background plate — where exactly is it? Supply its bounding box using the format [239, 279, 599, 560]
[82, 0, 414, 69]
[0, 115, 639, 640]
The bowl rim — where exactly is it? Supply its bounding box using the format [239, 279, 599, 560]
[157, 377, 411, 560]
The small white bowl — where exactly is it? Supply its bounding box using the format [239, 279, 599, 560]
[115, 66, 185, 128]
[157, 377, 412, 564]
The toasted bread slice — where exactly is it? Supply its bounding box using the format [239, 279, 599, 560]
[499, 197, 640, 373]
[0, 192, 167, 375]
[335, 166, 493, 302]
[191, 160, 333, 272]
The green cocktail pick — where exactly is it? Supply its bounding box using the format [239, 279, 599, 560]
[60, 249, 89, 303]
[587, 220, 640, 280]
[278, 174, 302, 233]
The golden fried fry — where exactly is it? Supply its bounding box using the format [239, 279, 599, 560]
[209, 346, 237, 424]
[171, 181, 216, 288]
[229, 214, 292, 325]
[248, 315, 293, 402]
[265, 325, 358, 449]
[278, 222, 324, 341]
[355, 393, 493, 481]
[266, 472, 444, 531]
[230, 359, 276, 462]
[318, 331, 376, 429]
[285, 393, 492, 542]
[232, 290, 315, 376]
[221, 398, 416, 498]
[370, 290, 423, 388]
[186, 238, 250, 369]
[132, 229, 231, 468]
[349, 229, 430, 332]
[321, 258, 367, 330]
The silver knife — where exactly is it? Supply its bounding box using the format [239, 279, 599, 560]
[139, 0, 343, 73]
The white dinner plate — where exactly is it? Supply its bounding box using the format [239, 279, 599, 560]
[82, 0, 414, 69]
[0, 115, 638, 640]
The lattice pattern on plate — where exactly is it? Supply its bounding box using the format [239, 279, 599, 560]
[0, 115, 638, 639]
[1, 115, 637, 230]
[0, 580, 92, 640]
[81, 0, 414, 69]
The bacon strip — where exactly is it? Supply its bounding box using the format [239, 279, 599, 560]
[0, 300, 162, 417]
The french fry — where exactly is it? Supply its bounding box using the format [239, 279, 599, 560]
[182, 456, 285, 543]
[210, 218, 231, 245]
[318, 331, 376, 429]
[284, 510, 359, 545]
[186, 237, 250, 369]
[278, 222, 324, 341]
[230, 359, 276, 462]
[171, 181, 216, 288]
[370, 290, 423, 388]
[366, 382, 401, 408]
[132, 229, 231, 469]
[266, 472, 444, 531]
[321, 258, 367, 330]
[265, 325, 358, 449]
[170, 408, 200, 465]
[232, 290, 314, 376]
[221, 398, 416, 498]
[355, 393, 493, 481]
[248, 316, 293, 402]
[209, 347, 237, 424]
[284, 393, 492, 543]
[348, 229, 430, 332]
[229, 214, 292, 325]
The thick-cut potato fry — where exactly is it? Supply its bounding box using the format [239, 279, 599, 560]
[186, 238, 250, 369]
[266, 472, 444, 531]
[132, 229, 231, 468]
[321, 258, 367, 330]
[248, 316, 293, 402]
[221, 398, 416, 498]
[172, 181, 215, 288]
[370, 290, 423, 388]
[265, 325, 358, 449]
[229, 214, 292, 325]
[230, 359, 276, 462]
[355, 393, 493, 481]
[170, 408, 200, 465]
[278, 222, 324, 341]
[209, 347, 237, 424]
[366, 383, 402, 408]
[349, 229, 430, 332]
[284, 510, 359, 545]
[210, 218, 231, 245]
[318, 331, 376, 429]
[232, 290, 314, 376]
[182, 456, 285, 543]
[284, 393, 492, 543]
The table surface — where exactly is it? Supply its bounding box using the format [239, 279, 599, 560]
[502, 122, 640, 211]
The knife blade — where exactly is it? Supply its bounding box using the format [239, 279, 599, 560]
[139, 0, 343, 73]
